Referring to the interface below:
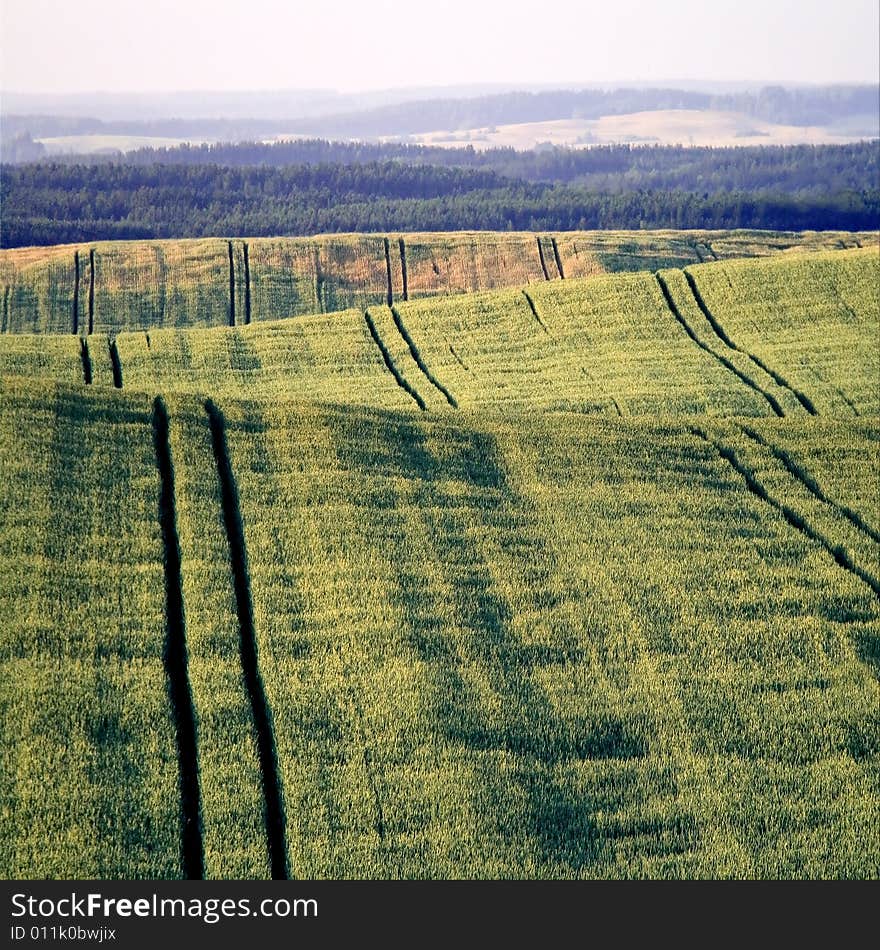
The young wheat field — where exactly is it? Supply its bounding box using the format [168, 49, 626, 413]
[0, 232, 877, 879]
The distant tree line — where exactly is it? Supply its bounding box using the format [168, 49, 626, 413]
[251, 85, 880, 140]
[58, 140, 878, 196]
[2, 159, 877, 247]
[4, 84, 875, 144]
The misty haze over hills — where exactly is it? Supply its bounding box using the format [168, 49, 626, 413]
[1, 82, 877, 163]
[2, 80, 852, 121]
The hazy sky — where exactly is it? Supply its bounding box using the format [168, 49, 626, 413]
[1, 0, 878, 94]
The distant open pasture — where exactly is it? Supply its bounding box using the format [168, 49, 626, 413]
[406, 109, 880, 150]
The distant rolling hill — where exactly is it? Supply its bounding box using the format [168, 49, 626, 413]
[404, 109, 880, 151]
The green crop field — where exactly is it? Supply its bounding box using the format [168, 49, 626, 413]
[0, 229, 874, 334]
[0, 234, 878, 880]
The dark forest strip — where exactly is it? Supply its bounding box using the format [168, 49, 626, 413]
[551, 237, 565, 279]
[72, 251, 80, 335]
[108, 337, 123, 388]
[655, 273, 785, 417]
[391, 305, 458, 408]
[363, 310, 426, 410]
[152, 397, 205, 879]
[398, 237, 409, 301]
[683, 270, 818, 415]
[536, 237, 550, 280]
[741, 425, 880, 544]
[383, 237, 394, 306]
[227, 241, 236, 327]
[205, 399, 289, 880]
[80, 338, 92, 385]
[693, 426, 880, 598]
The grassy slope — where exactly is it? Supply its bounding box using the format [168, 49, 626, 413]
[1, 387, 876, 877]
[218, 401, 878, 877]
[2, 249, 874, 419]
[0, 380, 182, 878]
[686, 250, 880, 416]
[0, 230, 874, 334]
[0, 239, 878, 879]
[116, 311, 419, 410]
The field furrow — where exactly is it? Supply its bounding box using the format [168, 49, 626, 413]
[151, 397, 204, 879]
[398, 238, 409, 302]
[741, 425, 880, 545]
[80, 338, 92, 384]
[692, 425, 880, 598]
[205, 400, 289, 879]
[0, 381, 182, 878]
[686, 249, 879, 415]
[656, 270, 791, 416]
[363, 309, 428, 411]
[0, 232, 875, 334]
[684, 271, 818, 415]
[163, 396, 271, 879]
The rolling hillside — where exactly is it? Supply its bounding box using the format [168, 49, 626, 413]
[0, 236, 878, 880]
[0, 229, 873, 334]
[1, 247, 876, 417]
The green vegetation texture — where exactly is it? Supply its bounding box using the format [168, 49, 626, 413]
[0, 230, 873, 334]
[0, 238, 877, 879]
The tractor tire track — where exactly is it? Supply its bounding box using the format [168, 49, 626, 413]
[383, 238, 394, 306]
[837, 390, 860, 416]
[522, 290, 551, 335]
[152, 397, 205, 879]
[391, 305, 458, 408]
[313, 246, 325, 314]
[155, 244, 167, 327]
[108, 337, 123, 388]
[551, 237, 565, 279]
[398, 238, 409, 301]
[80, 339, 92, 385]
[243, 242, 252, 325]
[88, 249, 95, 335]
[536, 237, 550, 280]
[683, 270, 817, 415]
[449, 344, 471, 372]
[205, 399, 290, 880]
[741, 425, 880, 545]
[655, 273, 784, 417]
[227, 241, 236, 327]
[364, 310, 426, 410]
[72, 252, 80, 335]
[332, 647, 386, 844]
[692, 426, 880, 599]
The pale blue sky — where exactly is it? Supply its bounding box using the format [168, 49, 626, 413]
[1, 0, 877, 94]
